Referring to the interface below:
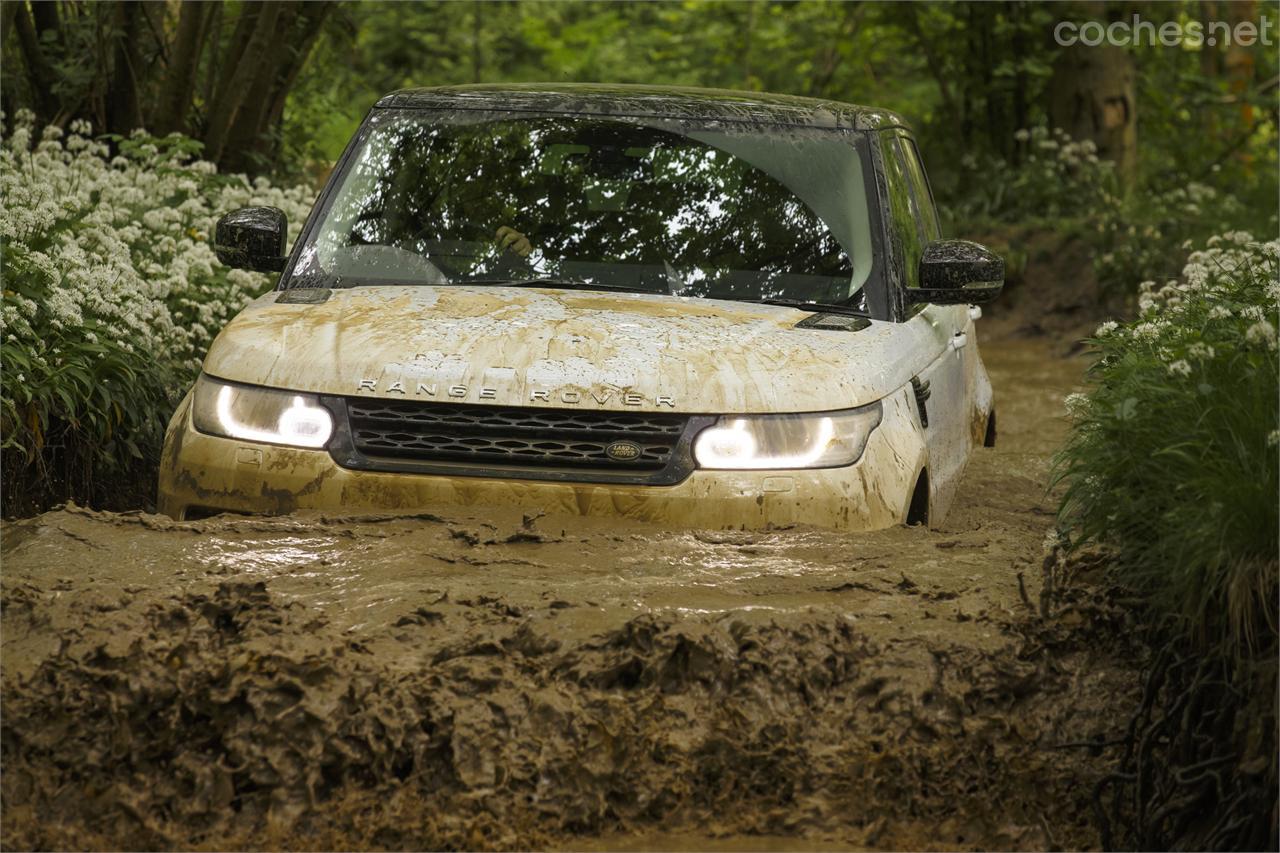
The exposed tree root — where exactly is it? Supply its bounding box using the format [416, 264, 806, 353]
[1092, 631, 1277, 851]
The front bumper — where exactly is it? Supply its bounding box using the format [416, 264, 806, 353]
[157, 388, 926, 531]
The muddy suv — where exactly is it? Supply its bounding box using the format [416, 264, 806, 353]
[158, 84, 1002, 529]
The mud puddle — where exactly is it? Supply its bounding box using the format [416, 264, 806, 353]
[1, 340, 1143, 851]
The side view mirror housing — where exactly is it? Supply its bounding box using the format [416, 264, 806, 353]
[214, 207, 287, 272]
[915, 239, 1004, 305]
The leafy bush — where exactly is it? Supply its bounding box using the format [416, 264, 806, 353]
[942, 125, 1270, 300]
[944, 125, 1117, 225]
[1054, 233, 1279, 651]
[1090, 180, 1250, 294]
[1, 111, 314, 516]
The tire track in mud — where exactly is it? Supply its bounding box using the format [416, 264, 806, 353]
[0, 341, 1144, 851]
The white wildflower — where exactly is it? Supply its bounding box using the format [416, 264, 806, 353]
[1167, 360, 1192, 377]
[0, 117, 313, 408]
[1133, 321, 1165, 341]
[1245, 321, 1277, 349]
[1041, 528, 1063, 557]
[1183, 263, 1210, 290]
[1095, 320, 1119, 336]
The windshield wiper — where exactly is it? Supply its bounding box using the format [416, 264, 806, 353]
[462, 277, 657, 295]
[746, 298, 870, 317]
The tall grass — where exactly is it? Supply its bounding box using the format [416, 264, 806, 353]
[1054, 233, 1279, 653]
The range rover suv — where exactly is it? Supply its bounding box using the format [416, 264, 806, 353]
[158, 84, 1002, 530]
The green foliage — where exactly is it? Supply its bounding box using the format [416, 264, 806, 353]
[1054, 234, 1279, 652]
[1090, 180, 1250, 292]
[944, 125, 1118, 224]
[940, 117, 1274, 301]
[281, 1, 930, 170]
[277, 2, 1279, 292]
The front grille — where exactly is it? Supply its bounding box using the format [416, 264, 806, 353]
[331, 397, 706, 485]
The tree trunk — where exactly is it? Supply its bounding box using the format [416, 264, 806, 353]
[200, 1, 226, 131]
[201, 0, 264, 141]
[29, 1, 62, 46]
[154, 1, 212, 135]
[1199, 0, 1222, 77]
[257, 2, 335, 165]
[218, 1, 334, 174]
[11, 2, 61, 120]
[1010, 1, 1030, 165]
[217, 2, 302, 172]
[106, 1, 145, 133]
[977, 5, 1003, 158]
[1222, 0, 1257, 133]
[202, 1, 282, 164]
[1048, 43, 1138, 184]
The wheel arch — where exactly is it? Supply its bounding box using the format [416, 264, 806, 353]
[904, 467, 930, 527]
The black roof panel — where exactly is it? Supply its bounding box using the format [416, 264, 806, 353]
[374, 83, 909, 131]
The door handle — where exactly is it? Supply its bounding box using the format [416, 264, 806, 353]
[951, 331, 968, 350]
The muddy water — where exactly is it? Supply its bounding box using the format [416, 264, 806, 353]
[1, 340, 1141, 851]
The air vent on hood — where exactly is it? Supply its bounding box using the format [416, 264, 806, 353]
[276, 288, 332, 304]
[794, 313, 871, 332]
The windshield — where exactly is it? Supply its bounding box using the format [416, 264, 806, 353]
[290, 110, 879, 311]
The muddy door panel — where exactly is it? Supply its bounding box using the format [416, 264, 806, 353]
[910, 305, 970, 523]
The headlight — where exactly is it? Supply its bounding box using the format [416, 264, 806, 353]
[192, 375, 334, 449]
[692, 402, 882, 470]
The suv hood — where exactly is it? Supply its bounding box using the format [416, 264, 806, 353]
[203, 286, 943, 413]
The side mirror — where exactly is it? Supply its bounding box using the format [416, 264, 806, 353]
[915, 239, 1004, 305]
[214, 207, 287, 272]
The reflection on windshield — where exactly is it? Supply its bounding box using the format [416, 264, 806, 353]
[292, 112, 874, 307]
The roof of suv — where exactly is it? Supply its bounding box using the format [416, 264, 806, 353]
[374, 83, 909, 132]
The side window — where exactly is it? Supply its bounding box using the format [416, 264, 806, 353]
[878, 132, 923, 290]
[899, 136, 942, 242]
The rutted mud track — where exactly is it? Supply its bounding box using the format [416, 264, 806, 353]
[1, 341, 1143, 851]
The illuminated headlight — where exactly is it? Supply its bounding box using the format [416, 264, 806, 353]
[192, 375, 333, 449]
[693, 402, 882, 470]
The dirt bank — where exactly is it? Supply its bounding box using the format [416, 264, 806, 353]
[1, 340, 1143, 851]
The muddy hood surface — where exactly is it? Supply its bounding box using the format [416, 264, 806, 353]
[202, 286, 947, 413]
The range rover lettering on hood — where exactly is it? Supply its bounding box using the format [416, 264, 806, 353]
[355, 378, 676, 408]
